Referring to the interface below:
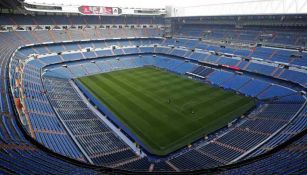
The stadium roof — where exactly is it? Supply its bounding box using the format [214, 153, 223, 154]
[23, 0, 270, 9]
[14, 0, 307, 17]
[172, 0, 307, 17]
[24, 0, 179, 8]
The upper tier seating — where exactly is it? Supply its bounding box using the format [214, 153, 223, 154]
[0, 14, 164, 26]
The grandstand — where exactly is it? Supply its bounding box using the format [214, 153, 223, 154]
[0, 0, 306, 174]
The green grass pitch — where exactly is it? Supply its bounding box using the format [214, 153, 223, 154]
[78, 67, 256, 156]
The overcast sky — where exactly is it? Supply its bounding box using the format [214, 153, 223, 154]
[24, 0, 247, 8]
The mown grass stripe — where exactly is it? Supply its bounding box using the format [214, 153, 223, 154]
[78, 67, 255, 155]
[80, 77, 163, 149]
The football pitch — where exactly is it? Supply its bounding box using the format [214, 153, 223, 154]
[78, 67, 256, 155]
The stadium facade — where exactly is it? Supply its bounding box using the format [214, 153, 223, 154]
[0, 0, 306, 174]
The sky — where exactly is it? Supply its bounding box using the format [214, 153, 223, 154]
[24, 0, 246, 8]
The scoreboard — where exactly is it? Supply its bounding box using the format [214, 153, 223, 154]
[78, 6, 121, 15]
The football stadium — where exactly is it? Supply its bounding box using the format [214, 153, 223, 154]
[0, 0, 306, 174]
